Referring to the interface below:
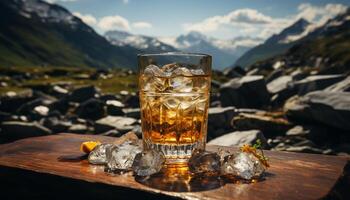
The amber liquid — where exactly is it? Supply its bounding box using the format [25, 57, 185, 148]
[139, 75, 210, 163]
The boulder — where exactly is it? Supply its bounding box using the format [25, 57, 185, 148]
[267, 75, 293, 94]
[68, 86, 99, 103]
[1, 121, 52, 141]
[232, 113, 292, 137]
[123, 94, 139, 108]
[68, 124, 90, 134]
[208, 130, 267, 148]
[265, 68, 284, 83]
[95, 116, 137, 134]
[294, 74, 346, 95]
[284, 91, 350, 131]
[325, 76, 350, 92]
[0, 90, 35, 113]
[123, 108, 141, 119]
[41, 117, 72, 133]
[207, 107, 236, 139]
[75, 98, 105, 120]
[223, 66, 246, 78]
[106, 100, 125, 116]
[219, 76, 270, 108]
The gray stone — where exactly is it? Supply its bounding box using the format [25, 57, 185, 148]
[294, 74, 346, 95]
[106, 100, 125, 116]
[284, 91, 350, 131]
[207, 107, 236, 139]
[68, 86, 100, 103]
[325, 76, 350, 92]
[75, 98, 105, 120]
[68, 124, 89, 134]
[0, 90, 35, 113]
[267, 75, 293, 94]
[220, 76, 270, 108]
[208, 130, 267, 148]
[284, 146, 324, 154]
[1, 121, 52, 140]
[232, 113, 292, 137]
[122, 108, 141, 119]
[95, 116, 137, 133]
[286, 125, 310, 136]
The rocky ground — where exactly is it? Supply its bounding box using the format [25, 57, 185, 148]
[0, 65, 349, 156]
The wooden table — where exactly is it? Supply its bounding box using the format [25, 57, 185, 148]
[0, 133, 349, 200]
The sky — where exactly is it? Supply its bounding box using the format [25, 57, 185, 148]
[47, 0, 350, 39]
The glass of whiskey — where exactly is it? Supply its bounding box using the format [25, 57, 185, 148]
[138, 52, 211, 165]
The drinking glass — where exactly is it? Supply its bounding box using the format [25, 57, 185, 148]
[138, 52, 211, 165]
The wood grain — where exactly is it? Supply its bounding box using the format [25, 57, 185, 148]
[0, 133, 348, 200]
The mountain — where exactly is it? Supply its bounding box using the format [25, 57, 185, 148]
[0, 0, 140, 69]
[105, 30, 178, 53]
[159, 31, 262, 70]
[234, 18, 311, 68]
[250, 8, 350, 72]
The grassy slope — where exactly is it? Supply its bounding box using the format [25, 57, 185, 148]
[0, 0, 139, 69]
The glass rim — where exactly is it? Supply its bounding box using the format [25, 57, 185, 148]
[137, 52, 211, 58]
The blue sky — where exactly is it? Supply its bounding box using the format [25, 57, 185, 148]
[49, 0, 350, 39]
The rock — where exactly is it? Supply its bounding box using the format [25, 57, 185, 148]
[207, 107, 236, 138]
[325, 76, 350, 92]
[16, 97, 54, 116]
[284, 91, 350, 131]
[123, 94, 139, 108]
[223, 66, 246, 78]
[1, 121, 52, 141]
[68, 124, 89, 134]
[284, 146, 324, 154]
[122, 108, 140, 119]
[220, 76, 270, 108]
[208, 130, 267, 148]
[0, 111, 12, 121]
[211, 80, 222, 89]
[294, 74, 346, 95]
[99, 94, 122, 102]
[99, 129, 121, 137]
[48, 97, 70, 115]
[41, 117, 72, 133]
[286, 125, 309, 136]
[290, 68, 308, 81]
[106, 100, 125, 116]
[75, 98, 105, 120]
[95, 116, 137, 133]
[68, 86, 99, 103]
[265, 68, 284, 83]
[51, 85, 69, 97]
[0, 90, 35, 112]
[267, 75, 293, 94]
[232, 113, 292, 137]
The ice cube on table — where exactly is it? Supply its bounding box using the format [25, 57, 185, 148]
[221, 152, 265, 180]
[105, 140, 142, 172]
[132, 149, 165, 176]
[88, 143, 114, 165]
[188, 149, 221, 174]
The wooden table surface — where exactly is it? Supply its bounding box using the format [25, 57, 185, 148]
[0, 133, 348, 200]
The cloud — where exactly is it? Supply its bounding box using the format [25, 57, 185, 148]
[73, 12, 97, 26]
[184, 3, 347, 39]
[122, 0, 129, 4]
[132, 21, 152, 29]
[296, 3, 347, 25]
[98, 15, 130, 31]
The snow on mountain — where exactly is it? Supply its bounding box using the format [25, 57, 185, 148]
[14, 0, 79, 26]
[158, 31, 261, 69]
[105, 30, 177, 53]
